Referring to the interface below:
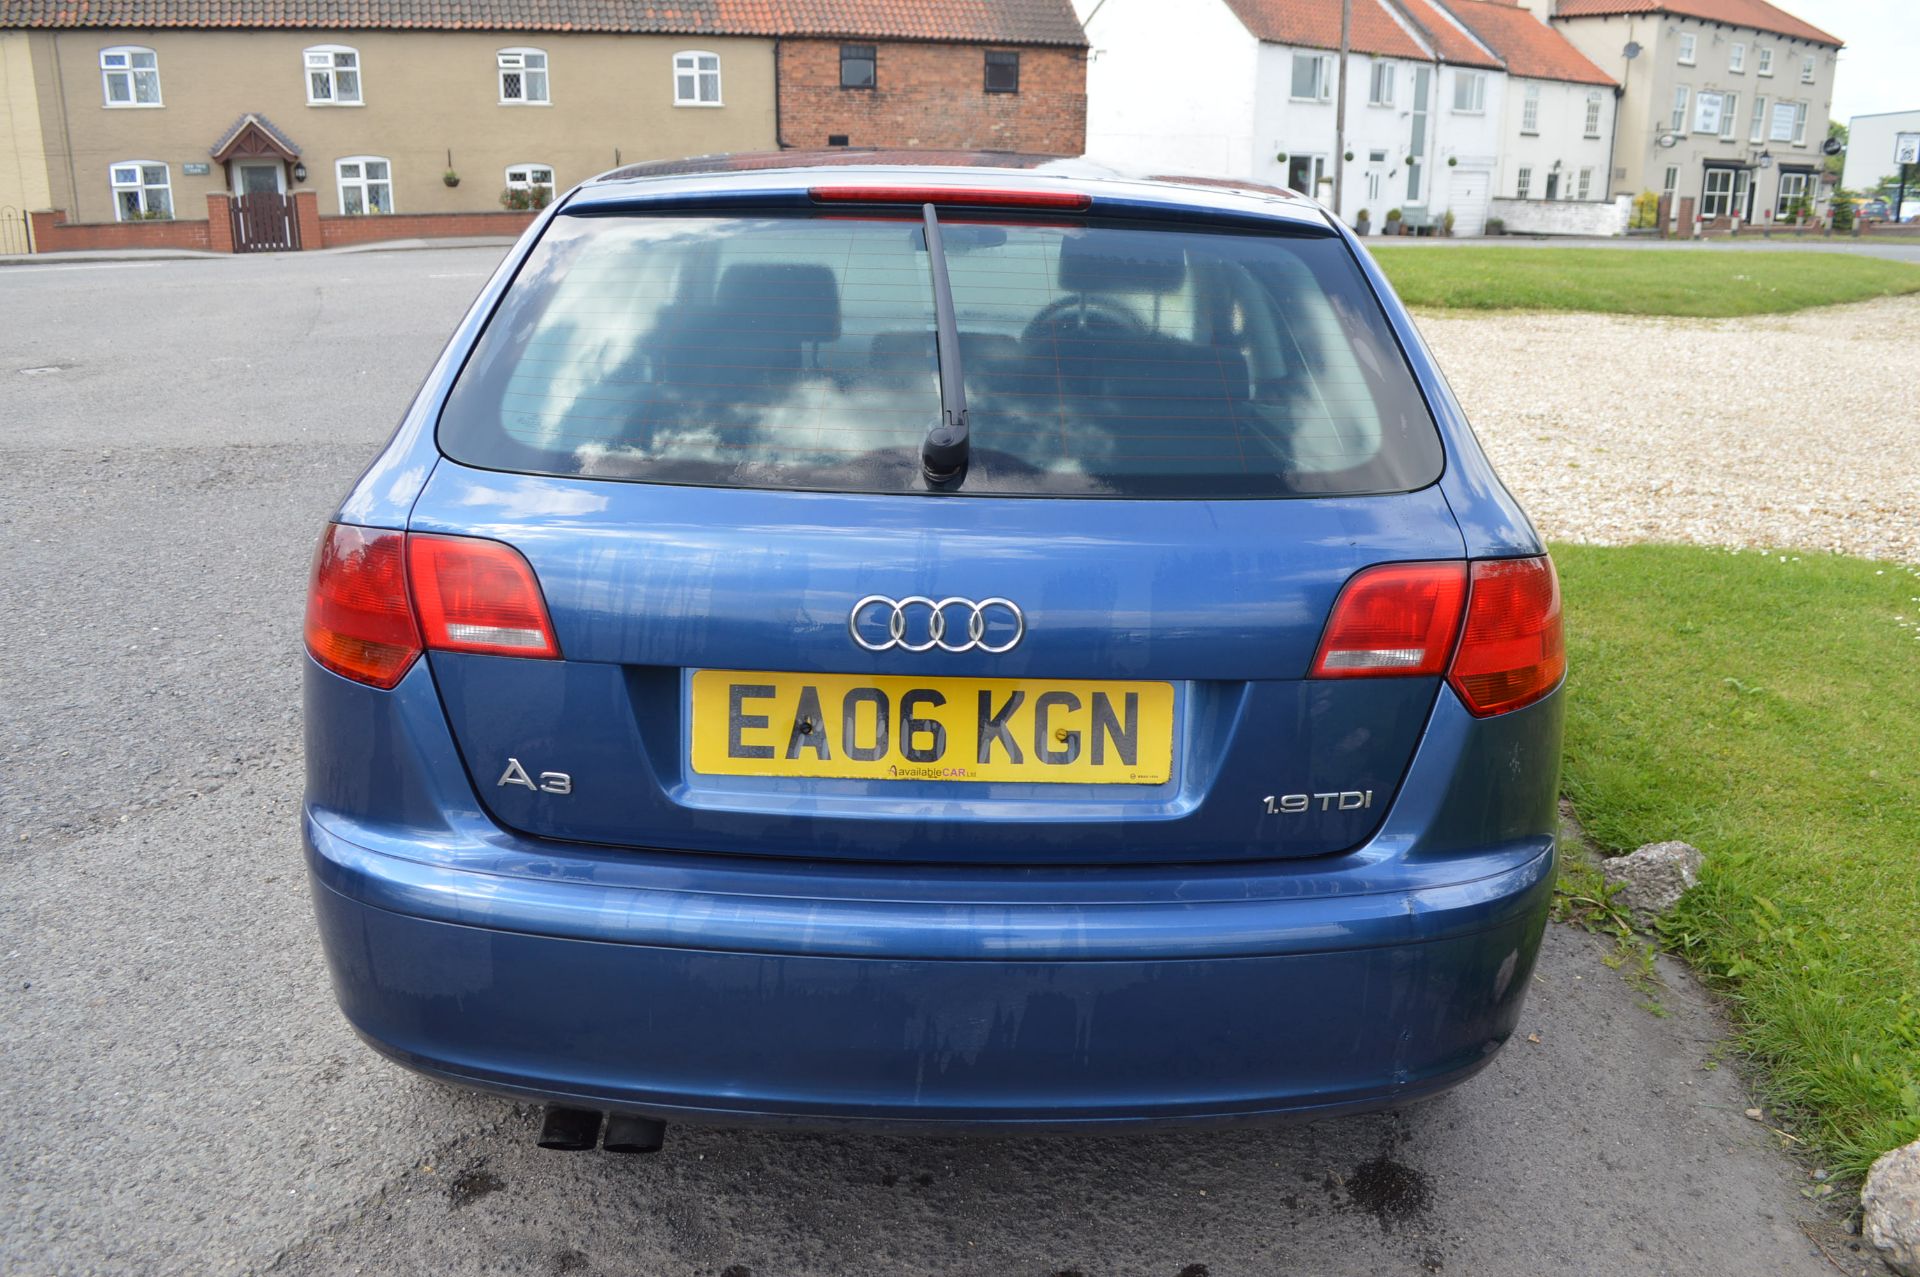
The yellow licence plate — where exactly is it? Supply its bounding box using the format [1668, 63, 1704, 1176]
[689, 671, 1174, 785]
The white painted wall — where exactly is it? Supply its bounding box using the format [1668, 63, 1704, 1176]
[1076, 0, 1263, 176]
[1842, 109, 1920, 213]
[1498, 77, 1617, 204]
[1490, 193, 1631, 235]
[1250, 42, 1433, 227]
[1426, 63, 1508, 233]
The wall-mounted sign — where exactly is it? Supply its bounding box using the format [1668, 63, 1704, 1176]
[183, 162, 211, 176]
[1896, 134, 1920, 167]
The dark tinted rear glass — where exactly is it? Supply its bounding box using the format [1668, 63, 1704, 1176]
[439, 212, 1442, 498]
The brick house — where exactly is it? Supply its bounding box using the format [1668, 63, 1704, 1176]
[772, 1, 1087, 153]
[0, 0, 1087, 254]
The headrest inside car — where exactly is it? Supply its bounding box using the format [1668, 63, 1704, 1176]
[716, 262, 842, 343]
[1056, 233, 1188, 295]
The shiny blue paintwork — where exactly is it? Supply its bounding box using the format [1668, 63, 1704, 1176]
[303, 154, 1561, 1129]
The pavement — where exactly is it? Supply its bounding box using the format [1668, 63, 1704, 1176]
[0, 249, 1882, 1277]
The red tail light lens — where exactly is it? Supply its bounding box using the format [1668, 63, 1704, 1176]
[305, 524, 421, 689]
[1311, 562, 1469, 678]
[809, 184, 1092, 210]
[407, 533, 561, 659]
[1449, 556, 1565, 717]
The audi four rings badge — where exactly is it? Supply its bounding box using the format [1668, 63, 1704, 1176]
[849, 595, 1025, 653]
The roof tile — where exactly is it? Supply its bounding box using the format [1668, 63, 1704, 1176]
[1392, 0, 1503, 68]
[1221, 0, 1432, 61]
[1440, 0, 1615, 83]
[1550, 0, 1839, 47]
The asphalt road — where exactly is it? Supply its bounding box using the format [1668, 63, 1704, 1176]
[0, 248, 1875, 1277]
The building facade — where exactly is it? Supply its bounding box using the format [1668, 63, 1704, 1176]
[1077, 0, 1614, 236]
[1841, 108, 1920, 218]
[1535, 0, 1841, 226]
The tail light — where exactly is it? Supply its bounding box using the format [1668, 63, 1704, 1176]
[1313, 555, 1564, 716]
[408, 534, 561, 659]
[1449, 556, 1564, 717]
[1311, 562, 1468, 678]
[304, 524, 560, 688]
[305, 525, 420, 689]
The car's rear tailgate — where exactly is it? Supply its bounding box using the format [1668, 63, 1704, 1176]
[409, 460, 1464, 866]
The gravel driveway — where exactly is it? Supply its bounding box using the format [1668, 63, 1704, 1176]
[1417, 295, 1920, 563]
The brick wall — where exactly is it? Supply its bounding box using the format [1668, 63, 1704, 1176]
[778, 39, 1085, 155]
[316, 210, 537, 248]
[29, 209, 213, 253]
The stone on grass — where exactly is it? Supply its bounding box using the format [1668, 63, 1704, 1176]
[1601, 840, 1704, 927]
[1864, 1139, 1920, 1277]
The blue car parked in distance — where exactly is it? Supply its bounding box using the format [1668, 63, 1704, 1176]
[303, 151, 1564, 1152]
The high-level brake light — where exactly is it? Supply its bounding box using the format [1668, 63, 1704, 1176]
[809, 185, 1092, 210]
[1312, 555, 1565, 716]
[304, 525, 561, 688]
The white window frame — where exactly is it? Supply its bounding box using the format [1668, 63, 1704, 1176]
[1800, 53, 1815, 84]
[1451, 70, 1486, 114]
[1521, 83, 1540, 134]
[1368, 61, 1394, 107]
[1775, 170, 1810, 217]
[335, 156, 393, 215]
[1757, 46, 1773, 76]
[1790, 100, 1808, 146]
[100, 46, 162, 108]
[1677, 32, 1697, 65]
[1702, 167, 1735, 218]
[1719, 91, 1738, 140]
[1516, 165, 1531, 199]
[498, 47, 549, 105]
[1729, 42, 1745, 73]
[504, 162, 556, 207]
[1577, 167, 1593, 200]
[109, 161, 171, 220]
[1290, 52, 1331, 102]
[305, 45, 362, 105]
[673, 50, 722, 106]
[1661, 165, 1678, 202]
[1750, 94, 1767, 142]
[1583, 91, 1602, 138]
[1670, 85, 1689, 132]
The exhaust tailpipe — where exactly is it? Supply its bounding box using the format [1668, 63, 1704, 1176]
[536, 1105, 602, 1151]
[603, 1114, 667, 1154]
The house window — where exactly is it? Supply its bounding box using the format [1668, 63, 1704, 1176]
[1701, 167, 1735, 218]
[1775, 170, 1810, 217]
[1661, 165, 1678, 204]
[1729, 42, 1745, 73]
[1369, 62, 1394, 107]
[498, 49, 549, 103]
[1790, 100, 1808, 145]
[673, 51, 721, 105]
[1757, 46, 1773, 76]
[1286, 154, 1326, 195]
[1677, 32, 1696, 65]
[1693, 91, 1722, 135]
[1670, 86, 1689, 132]
[504, 164, 556, 208]
[336, 156, 392, 214]
[984, 50, 1019, 93]
[1577, 167, 1592, 200]
[1290, 52, 1330, 101]
[1750, 95, 1767, 142]
[1800, 53, 1815, 83]
[1719, 92, 1738, 140]
[1452, 71, 1486, 113]
[100, 47, 161, 107]
[1584, 91, 1603, 137]
[839, 44, 875, 89]
[109, 162, 171, 219]
[1521, 83, 1539, 133]
[305, 46, 361, 104]
[1516, 165, 1531, 198]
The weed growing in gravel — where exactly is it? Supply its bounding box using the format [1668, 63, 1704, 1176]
[1555, 543, 1920, 1182]
[1550, 849, 1669, 1017]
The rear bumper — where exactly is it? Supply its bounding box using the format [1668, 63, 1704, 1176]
[302, 662, 1560, 1129]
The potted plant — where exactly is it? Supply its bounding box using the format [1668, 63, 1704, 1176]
[1385, 207, 1404, 236]
[1355, 207, 1372, 237]
[443, 169, 461, 188]
[1484, 216, 1505, 236]
[1442, 209, 1456, 237]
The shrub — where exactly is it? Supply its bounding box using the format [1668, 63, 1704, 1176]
[1442, 209, 1456, 235]
[1630, 190, 1660, 229]
[500, 185, 554, 212]
[1484, 216, 1505, 236]
[1831, 188, 1856, 232]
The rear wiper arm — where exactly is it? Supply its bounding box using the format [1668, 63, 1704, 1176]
[919, 202, 969, 488]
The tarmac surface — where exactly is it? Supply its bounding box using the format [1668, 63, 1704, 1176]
[0, 247, 1878, 1276]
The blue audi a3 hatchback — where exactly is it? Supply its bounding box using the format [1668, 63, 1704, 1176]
[303, 152, 1564, 1150]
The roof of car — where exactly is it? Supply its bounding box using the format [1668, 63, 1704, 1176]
[572, 151, 1336, 230]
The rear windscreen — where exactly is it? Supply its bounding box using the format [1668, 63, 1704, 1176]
[438, 212, 1443, 498]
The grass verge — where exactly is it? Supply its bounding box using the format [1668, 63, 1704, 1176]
[1369, 246, 1920, 316]
[1555, 542, 1920, 1179]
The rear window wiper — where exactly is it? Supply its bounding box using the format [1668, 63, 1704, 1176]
[919, 203, 969, 489]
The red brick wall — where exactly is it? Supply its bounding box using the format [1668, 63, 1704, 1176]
[29, 209, 213, 253]
[777, 39, 1085, 155]
[316, 210, 537, 248]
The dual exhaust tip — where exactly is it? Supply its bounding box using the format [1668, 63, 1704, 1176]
[537, 1105, 665, 1154]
